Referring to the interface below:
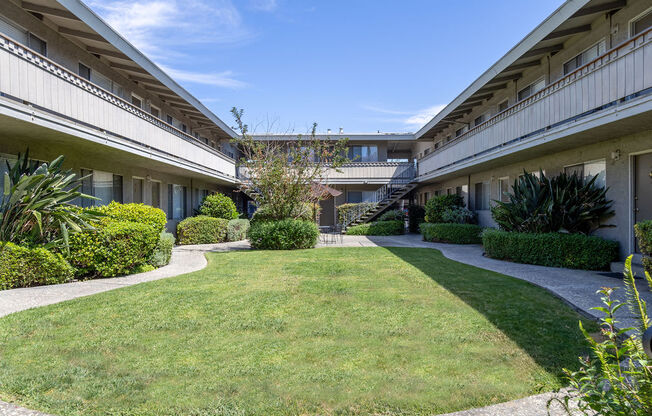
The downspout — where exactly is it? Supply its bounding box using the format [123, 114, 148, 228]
[467, 174, 471, 209]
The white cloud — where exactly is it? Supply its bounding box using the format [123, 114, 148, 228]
[249, 0, 278, 12]
[162, 67, 248, 89]
[362, 104, 447, 127]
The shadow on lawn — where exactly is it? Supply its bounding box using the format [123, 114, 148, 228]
[382, 246, 595, 378]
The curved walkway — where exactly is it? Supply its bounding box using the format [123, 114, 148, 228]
[1, 234, 637, 415]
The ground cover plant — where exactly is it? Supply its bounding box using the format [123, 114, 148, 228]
[0, 247, 596, 416]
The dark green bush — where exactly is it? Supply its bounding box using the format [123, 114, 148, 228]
[177, 216, 228, 245]
[378, 209, 406, 222]
[491, 171, 614, 235]
[346, 220, 404, 236]
[251, 203, 318, 223]
[441, 206, 476, 224]
[199, 193, 238, 220]
[424, 194, 464, 223]
[337, 203, 375, 224]
[96, 202, 166, 233]
[482, 229, 619, 270]
[148, 232, 175, 268]
[408, 204, 425, 233]
[68, 219, 159, 278]
[420, 223, 482, 244]
[0, 242, 74, 289]
[248, 219, 318, 250]
[227, 219, 250, 241]
[634, 220, 652, 274]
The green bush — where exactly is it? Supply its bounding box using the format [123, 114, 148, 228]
[149, 232, 174, 268]
[424, 194, 464, 223]
[337, 203, 375, 224]
[0, 242, 74, 289]
[68, 219, 159, 278]
[482, 229, 619, 270]
[227, 219, 250, 241]
[346, 220, 404, 236]
[96, 202, 167, 233]
[248, 219, 318, 250]
[177, 216, 228, 245]
[199, 193, 238, 220]
[441, 206, 476, 224]
[634, 220, 652, 274]
[420, 223, 482, 244]
[378, 209, 406, 222]
[251, 203, 318, 223]
[408, 204, 425, 233]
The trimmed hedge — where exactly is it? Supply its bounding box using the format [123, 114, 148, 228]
[227, 219, 250, 241]
[149, 232, 175, 267]
[248, 219, 318, 250]
[96, 202, 167, 234]
[177, 216, 228, 245]
[199, 193, 238, 220]
[635, 220, 652, 274]
[346, 220, 404, 236]
[482, 229, 619, 270]
[0, 242, 74, 289]
[424, 194, 464, 223]
[420, 223, 482, 244]
[68, 220, 159, 278]
[378, 209, 406, 222]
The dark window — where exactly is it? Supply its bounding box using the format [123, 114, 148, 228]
[498, 100, 509, 112]
[150, 107, 160, 118]
[80, 169, 93, 208]
[166, 115, 174, 125]
[78, 63, 91, 81]
[632, 10, 652, 36]
[28, 33, 46, 56]
[112, 174, 123, 203]
[131, 95, 142, 109]
[474, 115, 485, 127]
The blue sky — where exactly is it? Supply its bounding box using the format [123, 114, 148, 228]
[87, 0, 565, 134]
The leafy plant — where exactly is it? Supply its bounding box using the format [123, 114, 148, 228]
[337, 203, 375, 224]
[345, 220, 404, 236]
[550, 257, 652, 415]
[0, 242, 74, 289]
[177, 216, 229, 245]
[635, 220, 652, 274]
[199, 193, 239, 220]
[227, 219, 250, 241]
[149, 232, 175, 268]
[441, 206, 476, 224]
[0, 153, 97, 250]
[97, 201, 167, 234]
[492, 170, 614, 235]
[248, 219, 318, 249]
[420, 223, 482, 244]
[424, 194, 464, 223]
[378, 209, 406, 222]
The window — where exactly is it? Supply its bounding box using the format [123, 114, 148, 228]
[168, 184, 187, 220]
[348, 146, 378, 162]
[474, 182, 490, 210]
[80, 169, 123, 207]
[455, 186, 463, 197]
[150, 105, 160, 119]
[455, 126, 468, 137]
[132, 177, 144, 204]
[564, 159, 606, 188]
[78, 63, 91, 81]
[0, 16, 28, 44]
[498, 177, 510, 203]
[498, 99, 509, 112]
[517, 78, 545, 101]
[347, 191, 375, 203]
[131, 94, 143, 109]
[181, 123, 187, 133]
[434, 190, 441, 197]
[166, 115, 174, 125]
[151, 181, 161, 209]
[474, 114, 485, 127]
[27, 33, 46, 56]
[631, 7, 652, 37]
[563, 40, 606, 75]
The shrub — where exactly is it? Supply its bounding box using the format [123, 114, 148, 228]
[491, 170, 614, 235]
[337, 203, 375, 224]
[96, 202, 166, 233]
[482, 229, 619, 270]
[68, 219, 159, 278]
[251, 203, 318, 223]
[199, 193, 238, 220]
[408, 204, 425, 233]
[420, 223, 482, 244]
[441, 206, 476, 224]
[378, 209, 406, 222]
[148, 232, 175, 268]
[424, 194, 464, 223]
[0, 242, 74, 289]
[177, 216, 229, 245]
[248, 219, 318, 250]
[227, 219, 250, 241]
[346, 220, 404, 236]
[635, 220, 652, 274]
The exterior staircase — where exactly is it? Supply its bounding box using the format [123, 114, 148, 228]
[341, 163, 417, 228]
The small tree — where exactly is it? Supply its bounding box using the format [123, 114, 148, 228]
[230, 108, 349, 221]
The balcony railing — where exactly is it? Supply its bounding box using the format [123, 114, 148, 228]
[0, 33, 236, 181]
[322, 161, 416, 184]
[418, 27, 652, 180]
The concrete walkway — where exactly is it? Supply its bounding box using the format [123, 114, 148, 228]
[1, 233, 639, 416]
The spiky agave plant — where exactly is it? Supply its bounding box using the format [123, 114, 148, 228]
[0, 152, 97, 251]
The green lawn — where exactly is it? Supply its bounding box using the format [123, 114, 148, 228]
[0, 247, 596, 415]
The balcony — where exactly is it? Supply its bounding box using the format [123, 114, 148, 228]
[323, 162, 416, 184]
[418, 27, 652, 181]
[0, 33, 236, 182]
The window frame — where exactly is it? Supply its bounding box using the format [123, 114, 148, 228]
[563, 38, 606, 75]
[497, 176, 510, 203]
[150, 105, 161, 119]
[517, 77, 545, 102]
[78, 62, 91, 81]
[131, 94, 143, 109]
[27, 32, 47, 56]
[630, 6, 652, 37]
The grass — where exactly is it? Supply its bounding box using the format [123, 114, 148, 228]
[0, 247, 596, 415]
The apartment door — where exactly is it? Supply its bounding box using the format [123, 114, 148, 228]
[634, 152, 652, 252]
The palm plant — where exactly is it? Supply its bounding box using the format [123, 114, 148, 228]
[0, 152, 97, 250]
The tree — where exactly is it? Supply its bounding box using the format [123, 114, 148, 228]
[230, 108, 349, 221]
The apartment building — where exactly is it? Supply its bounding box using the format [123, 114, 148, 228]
[415, 0, 652, 256]
[0, 0, 239, 229]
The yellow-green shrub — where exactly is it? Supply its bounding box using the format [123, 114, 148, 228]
[0, 242, 74, 289]
[177, 216, 229, 245]
[95, 202, 167, 233]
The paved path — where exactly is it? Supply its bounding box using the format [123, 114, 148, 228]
[2, 233, 639, 415]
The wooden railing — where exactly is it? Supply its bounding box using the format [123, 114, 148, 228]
[418, 27, 652, 179]
[323, 161, 415, 184]
[0, 33, 236, 181]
